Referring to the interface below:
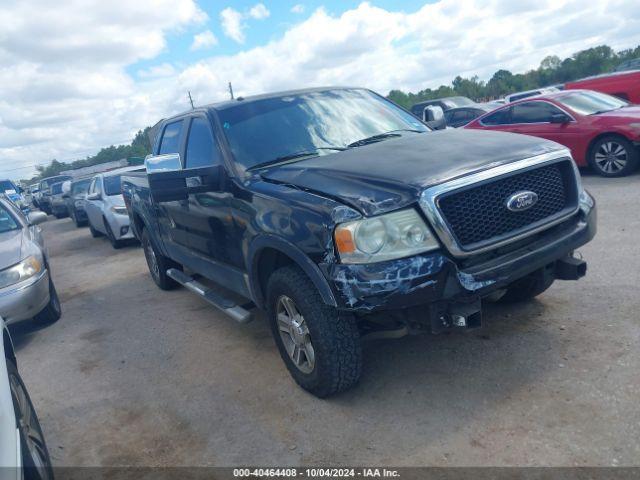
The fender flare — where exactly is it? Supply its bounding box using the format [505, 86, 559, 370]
[248, 234, 337, 309]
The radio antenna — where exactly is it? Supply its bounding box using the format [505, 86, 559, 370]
[228, 82, 234, 100]
[188, 91, 195, 109]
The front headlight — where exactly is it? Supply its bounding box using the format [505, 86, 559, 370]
[0, 255, 43, 289]
[334, 208, 439, 264]
[74, 200, 84, 208]
[111, 206, 127, 215]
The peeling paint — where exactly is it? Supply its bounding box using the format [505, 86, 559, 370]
[330, 205, 361, 224]
[457, 271, 497, 291]
[330, 254, 447, 310]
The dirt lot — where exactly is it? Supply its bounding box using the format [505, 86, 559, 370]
[8, 173, 640, 467]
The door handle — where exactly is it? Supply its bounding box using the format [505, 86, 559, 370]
[186, 176, 203, 188]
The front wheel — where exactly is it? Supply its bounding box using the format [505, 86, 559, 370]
[267, 266, 362, 397]
[141, 228, 182, 290]
[33, 277, 62, 324]
[7, 360, 55, 480]
[89, 220, 102, 238]
[104, 218, 123, 249]
[588, 135, 639, 177]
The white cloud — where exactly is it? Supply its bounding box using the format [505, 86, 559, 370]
[220, 7, 245, 43]
[2, 0, 640, 179]
[191, 30, 219, 50]
[249, 3, 270, 20]
[291, 4, 305, 14]
[220, 4, 271, 44]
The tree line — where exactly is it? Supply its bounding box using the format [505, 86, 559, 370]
[24, 43, 639, 183]
[25, 127, 152, 183]
[387, 44, 640, 108]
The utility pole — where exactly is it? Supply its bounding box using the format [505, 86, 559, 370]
[228, 82, 234, 100]
[188, 91, 195, 109]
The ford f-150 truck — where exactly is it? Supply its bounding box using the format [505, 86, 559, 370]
[122, 87, 596, 397]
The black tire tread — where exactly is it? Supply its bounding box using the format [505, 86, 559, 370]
[141, 227, 181, 290]
[33, 278, 62, 324]
[267, 265, 362, 397]
[499, 269, 555, 303]
[6, 360, 55, 480]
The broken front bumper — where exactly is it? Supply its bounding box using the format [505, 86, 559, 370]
[323, 195, 596, 316]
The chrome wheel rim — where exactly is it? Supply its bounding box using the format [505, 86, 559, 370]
[276, 295, 315, 374]
[9, 374, 51, 480]
[595, 141, 627, 174]
[144, 238, 160, 280]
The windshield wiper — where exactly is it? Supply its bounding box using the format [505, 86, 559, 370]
[347, 129, 424, 148]
[246, 147, 346, 171]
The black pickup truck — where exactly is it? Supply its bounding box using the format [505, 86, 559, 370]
[122, 87, 596, 397]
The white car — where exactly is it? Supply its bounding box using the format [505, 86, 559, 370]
[84, 166, 144, 249]
[504, 86, 560, 103]
[0, 317, 54, 480]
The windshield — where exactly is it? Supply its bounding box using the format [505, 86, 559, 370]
[103, 175, 123, 196]
[41, 176, 71, 189]
[217, 89, 428, 171]
[558, 91, 629, 115]
[0, 180, 17, 193]
[71, 179, 91, 196]
[0, 203, 19, 233]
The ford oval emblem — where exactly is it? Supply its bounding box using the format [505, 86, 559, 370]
[506, 191, 538, 212]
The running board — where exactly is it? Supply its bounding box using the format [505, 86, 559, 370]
[166, 268, 253, 324]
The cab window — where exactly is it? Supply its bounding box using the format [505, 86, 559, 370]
[159, 120, 184, 155]
[184, 117, 221, 169]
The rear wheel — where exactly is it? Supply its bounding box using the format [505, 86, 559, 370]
[588, 135, 639, 177]
[7, 360, 54, 480]
[267, 265, 362, 397]
[33, 277, 62, 324]
[141, 228, 182, 290]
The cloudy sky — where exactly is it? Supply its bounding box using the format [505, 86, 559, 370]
[1, 0, 640, 180]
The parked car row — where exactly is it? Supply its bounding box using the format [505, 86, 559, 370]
[410, 75, 640, 177]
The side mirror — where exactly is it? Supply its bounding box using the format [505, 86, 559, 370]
[423, 105, 447, 130]
[86, 192, 101, 201]
[27, 211, 48, 225]
[550, 113, 571, 124]
[145, 153, 182, 173]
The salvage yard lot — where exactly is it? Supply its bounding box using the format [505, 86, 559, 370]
[9, 173, 640, 467]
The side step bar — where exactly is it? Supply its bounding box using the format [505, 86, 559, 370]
[166, 268, 253, 324]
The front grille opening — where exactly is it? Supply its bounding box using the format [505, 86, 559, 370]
[437, 161, 578, 250]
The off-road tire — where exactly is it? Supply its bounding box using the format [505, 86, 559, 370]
[498, 267, 555, 303]
[141, 227, 182, 290]
[266, 265, 362, 397]
[588, 135, 639, 177]
[33, 277, 62, 324]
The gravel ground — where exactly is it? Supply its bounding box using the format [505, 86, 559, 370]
[8, 172, 640, 467]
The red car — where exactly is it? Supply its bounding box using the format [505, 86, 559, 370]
[465, 90, 640, 177]
[565, 70, 640, 104]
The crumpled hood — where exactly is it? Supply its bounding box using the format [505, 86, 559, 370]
[0, 229, 24, 269]
[259, 129, 565, 216]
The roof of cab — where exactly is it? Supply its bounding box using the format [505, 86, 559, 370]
[162, 86, 366, 123]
